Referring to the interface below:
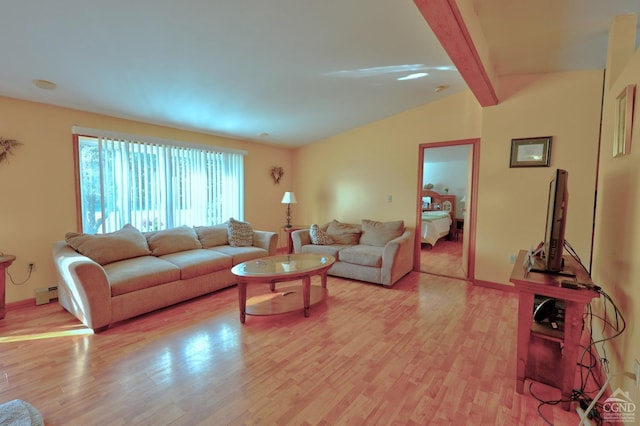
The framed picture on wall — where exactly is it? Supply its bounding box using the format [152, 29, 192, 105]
[509, 136, 552, 168]
[613, 84, 635, 157]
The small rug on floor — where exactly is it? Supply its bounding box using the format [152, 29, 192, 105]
[0, 399, 43, 426]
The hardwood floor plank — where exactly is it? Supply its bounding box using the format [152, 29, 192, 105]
[0, 272, 583, 425]
[420, 239, 465, 278]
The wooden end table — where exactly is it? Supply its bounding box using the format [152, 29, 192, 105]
[282, 225, 307, 254]
[1, 255, 17, 319]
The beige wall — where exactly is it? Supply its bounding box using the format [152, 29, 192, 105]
[592, 44, 640, 384]
[477, 70, 603, 284]
[294, 90, 482, 229]
[0, 96, 294, 303]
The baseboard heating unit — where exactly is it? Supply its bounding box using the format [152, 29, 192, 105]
[35, 286, 58, 305]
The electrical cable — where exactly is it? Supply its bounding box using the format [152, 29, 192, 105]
[528, 381, 559, 426]
[6, 264, 33, 285]
[530, 240, 626, 425]
[563, 240, 590, 276]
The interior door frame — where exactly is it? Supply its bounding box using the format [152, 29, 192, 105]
[413, 138, 480, 281]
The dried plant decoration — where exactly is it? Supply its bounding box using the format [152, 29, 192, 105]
[0, 137, 22, 164]
[271, 166, 284, 184]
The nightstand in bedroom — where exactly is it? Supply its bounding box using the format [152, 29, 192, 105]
[454, 218, 464, 241]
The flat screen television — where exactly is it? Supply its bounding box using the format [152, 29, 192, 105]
[542, 168, 569, 273]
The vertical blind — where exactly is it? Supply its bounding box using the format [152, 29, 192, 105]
[73, 127, 245, 234]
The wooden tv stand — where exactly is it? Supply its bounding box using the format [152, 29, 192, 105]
[509, 250, 599, 411]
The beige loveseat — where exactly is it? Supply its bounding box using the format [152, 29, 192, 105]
[291, 219, 413, 287]
[53, 221, 277, 331]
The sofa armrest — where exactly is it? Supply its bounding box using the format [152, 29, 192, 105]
[53, 241, 112, 331]
[381, 229, 414, 286]
[253, 230, 278, 255]
[291, 229, 311, 253]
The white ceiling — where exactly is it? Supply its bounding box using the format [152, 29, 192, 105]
[1, 1, 638, 147]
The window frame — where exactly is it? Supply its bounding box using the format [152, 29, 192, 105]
[72, 127, 246, 234]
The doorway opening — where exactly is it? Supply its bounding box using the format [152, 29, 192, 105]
[414, 139, 479, 280]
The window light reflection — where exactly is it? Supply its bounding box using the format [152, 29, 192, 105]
[0, 328, 93, 343]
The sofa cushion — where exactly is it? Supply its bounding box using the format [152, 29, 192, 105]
[145, 226, 202, 256]
[359, 219, 405, 247]
[209, 245, 269, 265]
[300, 243, 346, 258]
[160, 249, 232, 280]
[338, 245, 383, 267]
[105, 256, 181, 296]
[194, 224, 229, 248]
[65, 224, 151, 265]
[309, 224, 335, 245]
[227, 218, 254, 247]
[326, 220, 361, 245]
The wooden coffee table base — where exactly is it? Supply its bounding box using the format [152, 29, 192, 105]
[244, 284, 327, 318]
[237, 273, 329, 324]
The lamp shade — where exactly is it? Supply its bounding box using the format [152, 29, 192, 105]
[281, 192, 297, 204]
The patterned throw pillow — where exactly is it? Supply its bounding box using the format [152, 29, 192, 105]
[227, 218, 254, 247]
[309, 224, 334, 245]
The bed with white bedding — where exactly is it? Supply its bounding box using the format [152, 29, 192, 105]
[421, 210, 452, 246]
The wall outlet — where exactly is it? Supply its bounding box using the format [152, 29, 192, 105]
[387, 195, 392, 203]
[634, 358, 640, 390]
[509, 255, 516, 264]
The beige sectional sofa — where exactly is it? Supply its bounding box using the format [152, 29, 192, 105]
[291, 219, 413, 287]
[53, 221, 277, 331]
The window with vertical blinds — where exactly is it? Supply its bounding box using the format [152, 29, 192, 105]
[72, 126, 245, 234]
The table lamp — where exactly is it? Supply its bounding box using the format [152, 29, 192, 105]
[281, 192, 297, 228]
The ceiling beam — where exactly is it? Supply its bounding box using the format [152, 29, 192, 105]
[414, 0, 499, 106]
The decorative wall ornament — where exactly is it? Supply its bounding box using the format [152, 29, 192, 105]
[0, 137, 22, 164]
[271, 166, 284, 184]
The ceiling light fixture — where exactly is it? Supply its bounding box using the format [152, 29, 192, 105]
[32, 79, 57, 90]
[397, 73, 428, 81]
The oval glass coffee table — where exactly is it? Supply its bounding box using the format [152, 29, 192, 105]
[231, 253, 335, 323]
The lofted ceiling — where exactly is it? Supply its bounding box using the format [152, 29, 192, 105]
[0, 1, 638, 147]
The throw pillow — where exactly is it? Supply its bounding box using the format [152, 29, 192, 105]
[65, 224, 151, 265]
[194, 223, 229, 248]
[359, 219, 405, 247]
[227, 218, 254, 247]
[326, 219, 361, 245]
[145, 226, 202, 256]
[309, 224, 334, 245]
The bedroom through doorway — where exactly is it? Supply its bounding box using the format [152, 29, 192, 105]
[416, 140, 478, 280]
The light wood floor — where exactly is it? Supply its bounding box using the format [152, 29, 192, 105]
[420, 238, 465, 279]
[0, 273, 580, 425]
